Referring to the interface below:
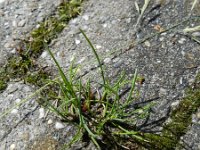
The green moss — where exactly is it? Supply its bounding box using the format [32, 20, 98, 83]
[138, 73, 200, 149]
[6, 56, 33, 78]
[24, 70, 50, 86]
[26, 0, 83, 58]
[0, 0, 83, 92]
[0, 68, 9, 92]
[0, 80, 7, 92]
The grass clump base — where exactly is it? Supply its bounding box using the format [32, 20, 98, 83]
[39, 30, 153, 149]
[41, 30, 200, 149]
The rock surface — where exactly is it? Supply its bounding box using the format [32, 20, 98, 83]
[1, 0, 200, 149]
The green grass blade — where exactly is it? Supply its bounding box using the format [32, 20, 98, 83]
[80, 29, 106, 86]
[127, 69, 138, 102]
[44, 43, 76, 98]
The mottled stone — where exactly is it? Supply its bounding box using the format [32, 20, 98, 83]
[18, 19, 26, 27]
[55, 122, 65, 130]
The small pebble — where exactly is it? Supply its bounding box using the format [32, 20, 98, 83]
[18, 19, 26, 27]
[75, 39, 81, 45]
[15, 98, 21, 103]
[104, 58, 111, 64]
[144, 40, 151, 47]
[180, 77, 184, 85]
[55, 122, 65, 129]
[178, 38, 186, 44]
[157, 60, 161, 63]
[192, 32, 200, 37]
[71, 18, 78, 24]
[39, 108, 45, 119]
[82, 15, 89, 21]
[103, 23, 107, 28]
[171, 101, 179, 107]
[197, 112, 200, 119]
[96, 45, 102, 49]
[10, 144, 16, 150]
[181, 51, 185, 56]
[47, 119, 53, 125]
[159, 37, 164, 41]
[41, 51, 48, 58]
[11, 109, 18, 114]
[12, 20, 17, 27]
[126, 18, 131, 24]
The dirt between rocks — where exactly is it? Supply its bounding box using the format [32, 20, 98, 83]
[0, 0, 200, 150]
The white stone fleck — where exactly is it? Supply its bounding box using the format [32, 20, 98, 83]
[161, 32, 167, 36]
[192, 32, 200, 37]
[15, 98, 21, 103]
[179, 77, 183, 84]
[197, 112, 200, 119]
[126, 18, 131, 24]
[181, 51, 185, 56]
[47, 119, 53, 125]
[159, 37, 164, 41]
[75, 39, 81, 45]
[157, 60, 161, 63]
[171, 101, 179, 107]
[96, 45, 102, 49]
[10, 144, 16, 150]
[144, 41, 151, 47]
[71, 18, 78, 24]
[103, 23, 107, 28]
[4, 22, 9, 26]
[82, 15, 89, 21]
[11, 109, 18, 114]
[55, 122, 65, 129]
[36, 24, 40, 28]
[104, 58, 111, 64]
[39, 108, 45, 119]
[41, 51, 48, 58]
[12, 20, 17, 27]
[18, 20, 26, 27]
[178, 38, 186, 44]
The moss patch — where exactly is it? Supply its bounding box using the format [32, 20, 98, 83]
[137, 73, 200, 149]
[0, 0, 83, 92]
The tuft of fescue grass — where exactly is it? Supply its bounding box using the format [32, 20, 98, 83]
[41, 30, 153, 149]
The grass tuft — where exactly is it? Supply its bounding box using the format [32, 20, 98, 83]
[40, 30, 151, 149]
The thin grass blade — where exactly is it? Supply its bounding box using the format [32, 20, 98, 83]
[80, 29, 106, 86]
